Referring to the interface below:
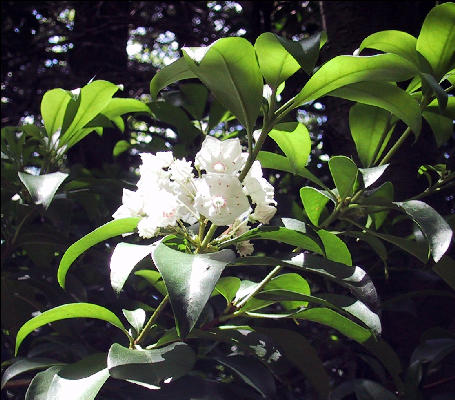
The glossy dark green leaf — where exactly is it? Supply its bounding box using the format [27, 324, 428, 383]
[420, 72, 448, 110]
[317, 229, 352, 265]
[107, 342, 195, 387]
[215, 355, 276, 398]
[15, 303, 129, 355]
[410, 338, 455, 367]
[258, 151, 325, 186]
[214, 277, 241, 304]
[331, 379, 398, 400]
[1, 358, 65, 390]
[395, 200, 453, 262]
[257, 328, 330, 399]
[269, 122, 311, 173]
[345, 231, 388, 271]
[358, 165, 389, 188]
[433, 255, 455, 290]
[179, 83, 209, 120]
[110, 242, 155, 293]
[25, 366, 63, 400]
[150, 57, 197, 99]
[422, 111, 454, 147]
[374, 232, 429, 263]
[122, 309, 146, 334]
[328, 156, 358, 200]
[359, 30, 420, 66]
[220, 226, 324, 254]
[152, 238, 235, 337]
[331, 81, 421, 136]
[361, 181, 394, 229]
[40, 88, 72, 136]
[255, 32, 301, 89]
[349, 103, 391, 167]
[57, 217, 140, 288]
[300, 187, 332, 226]
[182, 37, 263, 134]
[416, 2, 455, 80]
[60, 80, 119, 147]
[292, 54, 418, 107]
[18, 171, 68, 209]
[46, 353, 109, 400]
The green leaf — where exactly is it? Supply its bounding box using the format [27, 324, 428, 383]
[422, 111, 454, 147]
[425, 96, 455, 119]
[374, 232, 429, 263]
[40, 88, 72, 136]
[349, 103, 392, 167]
[179, 83, 209, 120]
[122, 309, 146, 334]
[113, 139, 131, 157]
[361, 181, 394, 229]
[258, 151, 325, 187]
[214, 277, 241, 304]
[433, 256, 455, 290]
[420, 72, 448, 110]
[107, 342, 195, 387]
[300, 187, 332, 226]
[220, 226, 324, 255]
[331, 379, 398, 400]
[101, 98, 152, 119]
[416, 2, 455, 80]
[150, 57, 197, 99]
[60, 80, 119, 147]
[262, 273, 311, 310]
[18, 171, 68, 209]
[395, 200, 453, 262]
[359, 30, 420, 66]
[257, 328, 330, 399]
[1, 358, 65, 390]
[275, 31, 327, 75]
[358, 165, 389, 188]
[58, 217, 140, 289]
[345, 231, 388, 271]
[46, 353, 109, 400]
[15, 303, 129, 355]
[255, 32, 301, 89]
[215, 355, 276, 398]
[182, 37, 263, 134]
[328, 156, 358, 200]
[292, 53, 418, 107]
[331, 81, 421, 136]
[152, 238, 236, 337]
[25, 366, 64, 400]
[110, 242, 155, 294]
[317, 229, 352, 265]
[268, 122, 311, 173]
[134, 269, 167, 296]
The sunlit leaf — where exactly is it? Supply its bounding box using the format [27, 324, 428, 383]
[317, 229, 352, 265]
[18, 171, 68, 209]
[300, 186, 332, 226]
[328, 156, 358, 200]
[40, 88, 72, 137]
[25, 366, 63, 400]
[122, 309, 146, 334]
[214, 277, 241, 305]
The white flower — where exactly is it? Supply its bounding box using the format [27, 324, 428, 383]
[195, 136, 247, 175]
[232, 219, 254, 257]
[194, 173, 250, 226]
[137, 152, 173, 190]
[251, 203, 277, 224]
[243, 161, 276, 206]
[169, 158, 194, 183]
[112, 189, 146, 219]
[143, 188, 179, 227]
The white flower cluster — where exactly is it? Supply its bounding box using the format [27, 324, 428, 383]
[113, 136, 276, 254]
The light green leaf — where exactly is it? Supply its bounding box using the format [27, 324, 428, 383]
[15, 303, 129, 355]
[422, 111, 454, 147]
[269, 122, 311, 173]
[150, 57, 197, 99]
[425, 96, 455, 120]
[300, 186, 332, 226]
[255, 32, 301, 89]
[395, 200, 453, 262]
[113, 140, 131, 157]
[317, 229, 352, 265]
[359, 30, 420, 66]
[46, 353, 109, 400]
[60, 80, 119, 147]
[58, 217, 140, 289]
[40, 88, 72, 137]
[101, 98, 152, 119]
[358, 165, 389, 188]
[214, 277, 241, 304]
[182, 37, 263, 134]
[433, 256, 455, 290]
[416, 2, 455, 80]
[134, 270, 167, 296]
[152, 238, 236, 337]
[220, 226, 324, 255]
[25, 366, 63, 400]
[331, 81, 421, 136]
[107, 342, 195, 387]
[122, 309, 146, 334]
[18, 171, 68, 209]
[258, 151, 325, 187]
[110, 242, 155, 294]
[328, 156, 358, 200]
[1, 358, 65, 390]
[420, 72, 448, 110]
[292, 53, 418, 107]
[349, 103, 392, 167]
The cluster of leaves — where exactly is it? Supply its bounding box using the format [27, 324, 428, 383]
[2, 2, 454, 399]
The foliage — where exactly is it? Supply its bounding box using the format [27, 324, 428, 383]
[2, 3, 454, 399]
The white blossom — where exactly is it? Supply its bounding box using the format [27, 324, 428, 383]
[233, 219, 254, 257]
[112, 189, 146, 220]
[251, 203, 277, 224]
[243, 161, 276, 206]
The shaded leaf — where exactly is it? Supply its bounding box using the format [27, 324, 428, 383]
[58, 217, 140, 289]
[374, 232, 429, 263]
[432, 255, 455, 290]
[113, 139, 131, 157]
[179, 83, 209, 120]
[214, 277, 241, 304]
[328, 156, 358, 200]
[422, 111, 454, 147]
[134, 269, 167, 296]
[331, 379, 398, 400]
[18, 171, 68, 209]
